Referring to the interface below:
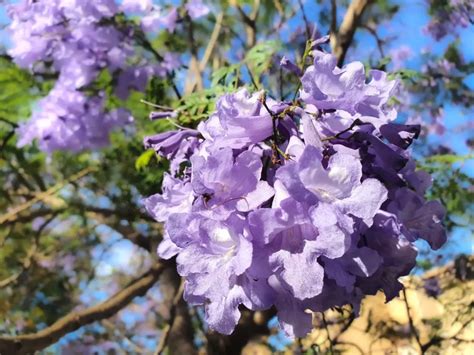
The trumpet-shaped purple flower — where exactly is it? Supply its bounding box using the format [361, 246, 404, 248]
[400, 160, 432, 195]
[143, 42, 446, 338]
[280, 56, 303, 76]
[198, 88, 276, 150]
[277, 145, 388, 226]
[300, 50, 397, 118]
[424, 0, 471, 40]
[380, 123, 420, 149]
[144, 129, 200, 173]
[145, 174, 194, 223]
[8, 1, 121, 82]
[387, 188, 447, 250]
[357, 213, 418, 300]
[167, 212, 258, 334]
[191, 148, 274, 217]
[247, 143, 387, 332]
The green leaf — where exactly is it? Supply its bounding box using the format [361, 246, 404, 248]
[417, 259, 433, 271]
[388, 69, 423, 81]
[425, 154, 474, 164]
[377, 56, 392, 67]
[244, 40, 282, 81]
[211, 64, 241, 87]
[0, 56, 43, 122]
[135, 149, 156, 171]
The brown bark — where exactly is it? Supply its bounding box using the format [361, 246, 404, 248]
[157, 266, 197, 355]
[330, 0, 374, 66]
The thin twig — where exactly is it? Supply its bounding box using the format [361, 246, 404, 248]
[101, 319, 146, 354]
[154, 279, 185, 355]
[136, 34, 182, 99]
[0, 214, 55, 288]
[269, 3, 299, 36]
[200, 12, 224, 71]
[236, 0, 260, 47]
[184, 13, 203, 93]
[190, 306, 209, 346]
[0, 116, 19, 128]
[0, 167, 95, 225]
[402, 287, 424, 354]
[331, 0, 374, 66]
[14, 150, 47, 191]
[6, 159, 35, 191]
[1, 129, 15, 152]
[273, 0, 284, 16]
[185, 12, 224, 94]
[330, 0, 338, 36]
[245, 64, 260, 90]
[322, 118, 365, 141]
[332, 311, 356, 344]
[297, 0, 311, 40]
[279, 66, 283, 100]
[140, 99, 174, 111]
[361, 24, 385, 58]
[337, 341, 365, 354]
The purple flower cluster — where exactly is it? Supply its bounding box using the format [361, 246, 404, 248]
[122, 0, 209, 33]
[16, 83, 132, 152]
[424, 0, 472, 40]
[8, 0, 181, 152]
[145, 47, 446, 336]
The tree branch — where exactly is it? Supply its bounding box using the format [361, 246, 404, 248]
[0, 262, 167, 354]
[1, 129, 15, 151]
[267, 2, 299, 37]
[93, 215, 155, 252]
[236, 0, 260, 48]
[134, 32, 182, 99]
[332, 311, 356, 344]
[0, 214, 55, 289]
[361, 23, 386, 58]
[420, 310, 473, 352]
[184, 13, 203, 94]
[0, 167, 95, 225]
[101, 319, 146, 354]
[200, 12, 224, 72]
[330, 0, 338, 37]
[330, 0, 373, 66]
[297, 0, 311, 40]
[402, 287, 424, 354]
[185, 12, 224, 94]
[154, 278, 185, 355]
[155, 265, 197, 355]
